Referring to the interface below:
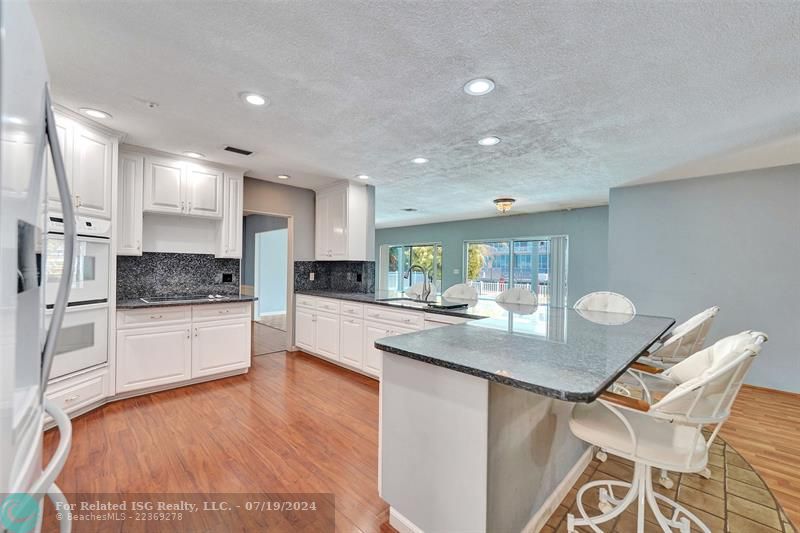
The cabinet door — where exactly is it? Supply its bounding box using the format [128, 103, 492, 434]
[116, 325, 192, 393]
[295, 308, 316, 352]
[72, 125, 113, 218]
[315, 311, 340, 360]
[363, 323, 390, 377]
[186, 164, 223, 218]
[143, 156, 185, 214]
[340, 317, 364, 369]
[46, 116, 73, 209]
[117, 153, 143, 255]
[192, 318, 250, 378]
[326, 187, 348, 258]
[315, 193, 329, 259]
[217, 174, 243, 258]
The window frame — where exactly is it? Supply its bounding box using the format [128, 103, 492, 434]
[379, 241, 444, 294]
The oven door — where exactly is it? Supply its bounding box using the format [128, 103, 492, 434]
[45, 303, 109, 380]
[46, 234, 109, 306]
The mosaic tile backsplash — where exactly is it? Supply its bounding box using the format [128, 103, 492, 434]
[294, 261, 375, 293]
[117, 253, 241, 300]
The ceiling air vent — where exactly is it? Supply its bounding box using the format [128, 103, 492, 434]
[223, 145, 254, 156]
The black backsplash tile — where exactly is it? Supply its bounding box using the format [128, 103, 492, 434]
[117, 253, 240, 300]
[294, 261, 375, 294]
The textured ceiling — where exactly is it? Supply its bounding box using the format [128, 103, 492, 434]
[30, 1, 800, 228]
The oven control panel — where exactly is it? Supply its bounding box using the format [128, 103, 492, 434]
[48, 215, 111, 238]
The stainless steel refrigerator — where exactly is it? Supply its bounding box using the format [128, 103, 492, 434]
[1, 2, 75, 531]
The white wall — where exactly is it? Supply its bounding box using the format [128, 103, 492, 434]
[608, 164, 800, 393]
[141, 213, 218, 254]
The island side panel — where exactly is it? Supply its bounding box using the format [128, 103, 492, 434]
[380, 351, 489, 532]
[487, 382, 590, 532]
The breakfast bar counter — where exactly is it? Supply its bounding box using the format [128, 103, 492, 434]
[376, 306, 674, 532]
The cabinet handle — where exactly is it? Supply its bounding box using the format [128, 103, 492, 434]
[149, 314, 163, 319]
[75, 194, 81, 207]
[188, 201, 192, 211]
[63, 394, 80, 404]
[136, 240, 141, 250]
[403, 318, 412, 323]
[181, 201, 185, 211]
[186, 329, 190, 339]
[194, 328, 198, 337]
[218, 309, 230, 314]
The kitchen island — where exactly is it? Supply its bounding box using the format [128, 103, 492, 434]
[376, 306, 674, 533]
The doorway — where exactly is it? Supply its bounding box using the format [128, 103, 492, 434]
[243, 213, 290, 355]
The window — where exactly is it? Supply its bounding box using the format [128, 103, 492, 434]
[464, 237, 566, 305]
[381, 243, 442, 294]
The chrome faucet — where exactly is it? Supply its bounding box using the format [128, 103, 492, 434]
[404, 264, 431, 301]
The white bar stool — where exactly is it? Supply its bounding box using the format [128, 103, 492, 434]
[567, 330, 767, 533]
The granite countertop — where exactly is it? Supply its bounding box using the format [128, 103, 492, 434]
[117, 295, 257, 309]
[375, 307, 674, 402]
[294, 289, 491, 319]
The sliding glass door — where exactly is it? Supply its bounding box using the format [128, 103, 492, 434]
[464, 237, 564, 305]
[386, 243, 442, 293]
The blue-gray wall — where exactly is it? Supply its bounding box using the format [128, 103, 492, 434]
[256, 229, 288, 314]
[242, 214, 289, 286]
[609, 164, 800, 393]
[375, 206, 609, 306]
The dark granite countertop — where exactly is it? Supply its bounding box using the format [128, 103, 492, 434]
[376, 306, 674, 402]
[295, 289, 491, 319]
[117, 295, 257, 310]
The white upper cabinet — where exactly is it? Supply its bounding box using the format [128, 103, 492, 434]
[143, 156, 223, 219]
[47, 112, 115, 219]
[186, 164, 223, 218]
[117, 152, 143, 255]
[216, 173, 243, 258]
[143, 155, 185, 214]
[315, 181, 375, 261]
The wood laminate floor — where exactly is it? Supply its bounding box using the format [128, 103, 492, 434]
[44, 351, 799, 532]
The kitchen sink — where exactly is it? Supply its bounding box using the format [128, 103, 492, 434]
[375, 298, 432, 310]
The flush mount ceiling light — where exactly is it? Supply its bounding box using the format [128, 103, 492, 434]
[241, 92, 268, 106]
[463, 78, 495, 96]
[412, 157, 429, 164]
[79, 107, 111, 119]
[478, 136, 501, 146]
[356, 174, 370, 180]
[183, 151, 205, 158]
[493, 197, 516, 214]
[401, 208, 418, 212]
[276, 174, 290, 180]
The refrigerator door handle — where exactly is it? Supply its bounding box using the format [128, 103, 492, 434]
[47, 483, 73, 533]
[29, 399, 72, 495]
[41, 86, 76, 397]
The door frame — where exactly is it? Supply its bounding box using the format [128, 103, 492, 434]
[243, 209, 294, 352]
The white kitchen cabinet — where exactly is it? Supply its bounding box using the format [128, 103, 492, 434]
[116, 324, 193, 393]
[314, 311, 340, 360]
[143, 155, 185, 214]
[186, 164, 223, 218]
[340, 317, 364, 369]
[117, 152, 143, 255]
[216, 173, 243, 258]
[47, 112, 115, 219]
[315, 181, 375, 261]
[295, 307, 316, 352]
[192, 318, 250, 377]
[363, 323, 415, 378]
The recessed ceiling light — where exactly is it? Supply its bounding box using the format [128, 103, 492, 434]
[79, 107, 111, 119]
[478, 136, 501, 146]
[183, 151, 205, 158]
[463, 78, 495, 96]
[241, 92, 267, 106]
[277, 174, 290, 180]
[412, 157, 429, 164]
[356, 174, 370, 180]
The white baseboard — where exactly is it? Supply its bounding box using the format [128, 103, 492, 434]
[523, 446, 595, 533]
[389, 507, 425, 533]
[259, 310, 286, 317]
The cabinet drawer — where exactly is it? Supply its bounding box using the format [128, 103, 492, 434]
[364, 305, 424, 329]
[47, 369, 108, 416]
[315, 298, 341, 314]
[340, 302, 363, 318]
[117, 306, 191, 328]
[296, 295, 317, 310]
[192, 302, 251, 322]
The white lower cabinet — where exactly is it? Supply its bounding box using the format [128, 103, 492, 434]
[340, 317, 364, 368]
[117, 324, 193, 393]
[192, 318, 251, 377]
[117, 303, 252, 394]
[364, 323, 415, 377]
[295, 307, 316, 352]
[315, 312, 341, 360]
